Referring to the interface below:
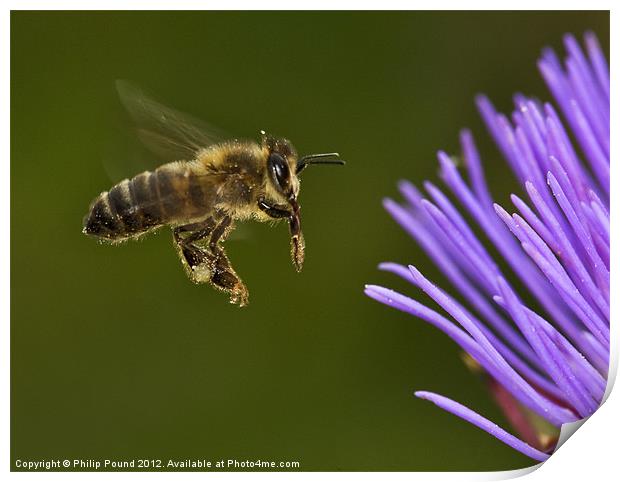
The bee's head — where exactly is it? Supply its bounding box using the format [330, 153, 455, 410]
[261, 131, 300, 202]
[260, 130, 345, 273]
[260, 130, 345, 203]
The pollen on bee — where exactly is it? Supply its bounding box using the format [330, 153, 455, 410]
[191, 263, 212, 284]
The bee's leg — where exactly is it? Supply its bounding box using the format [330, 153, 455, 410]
[172, 217, 217, 280]
[207, 215, 249, 307]
[258, 198, 304, 272]
[258, 198, 290, 218]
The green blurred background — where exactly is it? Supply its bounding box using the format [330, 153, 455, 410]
[11, 11, 609, 471]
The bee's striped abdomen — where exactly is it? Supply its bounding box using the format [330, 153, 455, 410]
[83, 169, 168, 240]
[83, 162, 214, 240]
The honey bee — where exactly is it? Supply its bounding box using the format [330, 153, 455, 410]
[83, 81, 344, 306]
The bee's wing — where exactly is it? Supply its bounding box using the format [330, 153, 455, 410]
[116, 80, 228, 161]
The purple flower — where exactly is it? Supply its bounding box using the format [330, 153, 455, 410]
[365, 32, 609, 463]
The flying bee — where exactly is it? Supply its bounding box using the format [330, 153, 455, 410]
[83, 81, 345, 306]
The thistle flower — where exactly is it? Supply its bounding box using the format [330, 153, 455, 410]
[365, 32, 609, 462]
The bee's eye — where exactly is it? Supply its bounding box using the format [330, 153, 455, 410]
[268, 152, 290, 191]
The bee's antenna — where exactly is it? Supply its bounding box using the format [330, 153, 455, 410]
[297, 153, 346, 174]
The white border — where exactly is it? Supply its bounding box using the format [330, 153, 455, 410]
[3, 2, 616, 480]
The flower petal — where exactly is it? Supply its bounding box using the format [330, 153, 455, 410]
[414, 391, 550, 462]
